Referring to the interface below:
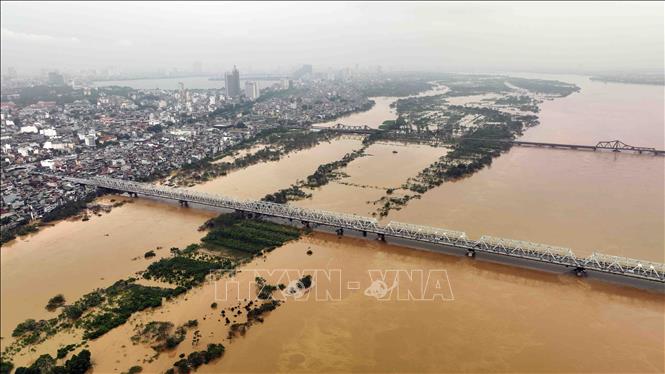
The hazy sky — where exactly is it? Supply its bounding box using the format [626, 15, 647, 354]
[1, 1, 663, 75]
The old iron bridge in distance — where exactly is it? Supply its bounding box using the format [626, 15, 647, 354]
[63, 176, 665, 284]
[463, 138, 665, 155]
[311, 124, 664, 156]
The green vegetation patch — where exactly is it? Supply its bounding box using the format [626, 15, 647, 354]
[6, 279, 183, 353]
[0, 223, 39, 245]
[79, 280, 185, 340]
[201, 213, 301, 254]
[0, 359, 13, 374]
[165, 343, 225, 374]
[143, 255, 233, 288]
[130, 320, 198, 352]
[14, 349, 91, 374]
[46, 294, 66, 312]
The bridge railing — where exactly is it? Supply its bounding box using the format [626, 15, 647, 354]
[585, 253, 665, 280]
[477, 235, 580, 266]
[383, 221, 471, 246]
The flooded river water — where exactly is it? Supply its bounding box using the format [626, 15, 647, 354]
[1, 75, 663, 372]
[45, 233, 662, 374]
[390, 75, 664, 261]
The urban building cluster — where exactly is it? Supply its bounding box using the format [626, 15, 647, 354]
[1, 65, 379, 233]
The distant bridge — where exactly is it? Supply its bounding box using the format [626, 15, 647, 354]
[61, 175, 665, 283]
[311, 127, 663, 156]
[464, 138, 664, 155]
[311, 124, 380, 134]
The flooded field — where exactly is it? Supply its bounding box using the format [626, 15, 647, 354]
[0, 197, 216, 340]
[313, 97, 399, 129]
[295, 141, 449, 217]
[192, 138, 363, 199]
[313, 85, 449, 129]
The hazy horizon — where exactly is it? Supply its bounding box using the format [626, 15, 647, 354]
[1, 1, 664, 75]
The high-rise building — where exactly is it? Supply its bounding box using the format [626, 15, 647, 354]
[84, 134, 96, 147]
[224, 65, 241, 98]
[244, 81, 260, 100]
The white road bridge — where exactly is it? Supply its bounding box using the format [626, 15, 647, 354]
[64, 176, 664, 283]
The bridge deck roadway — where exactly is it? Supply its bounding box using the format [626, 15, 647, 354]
[63, 176, 665, 283]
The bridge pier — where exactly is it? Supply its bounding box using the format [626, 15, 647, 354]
[301, 221, 310, 229]
[336, 228, 344, 236]
[377, 233, 386, 241]
[179, 200, 189, 207]
[466, 249, 476, 258]
[362, 230, 367, 237]
[574, 267, 587, 277]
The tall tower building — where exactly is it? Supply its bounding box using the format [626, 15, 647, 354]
[224, 65, 241, 98]
[245, 81, 260, 100]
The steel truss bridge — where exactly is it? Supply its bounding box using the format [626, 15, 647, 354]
[311, 127, 663, 156]
[464, 138, 664, 155]
[61, 175, 665, 283]
[311, 124, 379, 134]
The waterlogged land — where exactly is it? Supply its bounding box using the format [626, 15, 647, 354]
[192, 137, 364, 199]
[2, 213, 304, 372]
[164, 129, 344, 188]
[0, 197, 216, 340]
[1, 74, 663, 373]
[313, 84, 450, 129]
[294, 141, 450, 216]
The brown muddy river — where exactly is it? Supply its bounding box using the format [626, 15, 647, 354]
[1, 75, 663, 373]
[390, 75, 664, 261]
